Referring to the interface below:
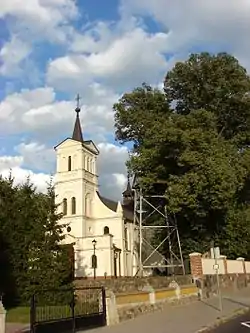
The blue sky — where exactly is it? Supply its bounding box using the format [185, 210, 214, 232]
[0, 0, 250, 199]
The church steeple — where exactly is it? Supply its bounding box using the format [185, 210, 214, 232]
[72, 94, 83, 142]
[122, 174, 133, 205]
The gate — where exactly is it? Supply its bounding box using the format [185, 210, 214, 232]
[30, 287, 106, 333]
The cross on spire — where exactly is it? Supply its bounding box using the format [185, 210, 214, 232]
[75, 93, 81, 113]
[72, 93, 83, 142]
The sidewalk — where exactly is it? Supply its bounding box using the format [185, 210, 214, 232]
[84, 287, 250, 333]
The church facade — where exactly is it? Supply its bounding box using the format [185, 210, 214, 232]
[54, 104, 139, 278]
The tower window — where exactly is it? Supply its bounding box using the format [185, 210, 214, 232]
[104, 226, 109, 235]
[63, 198, 67, 215]
[71, 197, 76, 215]
[68, 156, 72, 171]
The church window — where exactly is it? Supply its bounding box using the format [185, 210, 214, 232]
[63, 198, 67, 215]
[71, 197, 76, 215]
[68, 156, 72, 171]
[104, 226, 109, 235]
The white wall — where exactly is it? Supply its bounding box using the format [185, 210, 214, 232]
[202, 258, 225, 275]
[201, 257, 248, 275]
[245, 261, 250, 274]
[227, 260, 244, 274]
[75, 235, 113, 278]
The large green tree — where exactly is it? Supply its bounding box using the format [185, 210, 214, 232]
[113, 52, 250, 259]
[0, 176, 72, 306]
[164, 52, 250, 147]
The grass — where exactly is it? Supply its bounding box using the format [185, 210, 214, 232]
[6, 302, 100, 324]
[6, 307, 30, 324]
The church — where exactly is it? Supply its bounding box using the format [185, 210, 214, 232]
[54, 102, 139, 279]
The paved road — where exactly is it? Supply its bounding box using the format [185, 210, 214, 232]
[209, 311, 250, 332]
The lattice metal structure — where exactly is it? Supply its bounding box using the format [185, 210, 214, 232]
[131, 179, 185, 277]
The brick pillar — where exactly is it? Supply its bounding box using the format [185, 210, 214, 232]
[220, 255, 227, 274]
[189, 252, 203, 279]
[237, 257, 246, 274]
[237, 257, 247, 288]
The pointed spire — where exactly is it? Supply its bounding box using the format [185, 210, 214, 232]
[72, 93, 83, 142]
[122, 174, 132, 196]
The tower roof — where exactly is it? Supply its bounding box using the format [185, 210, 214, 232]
[122, 174, 132, 196]
[72, 94, 83, 142]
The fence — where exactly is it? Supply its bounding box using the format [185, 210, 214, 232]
[189, 252, 248, 278]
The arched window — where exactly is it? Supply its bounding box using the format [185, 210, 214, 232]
[104, 226, 109, 235]
[63, 198, 67, 215]
[68, 156, 72, 171]
[71, 197, 76, 215]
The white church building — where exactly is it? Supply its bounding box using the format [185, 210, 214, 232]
[54, 103, 140, 279]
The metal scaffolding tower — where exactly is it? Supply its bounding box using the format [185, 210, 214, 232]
[131, 183, 185, 277]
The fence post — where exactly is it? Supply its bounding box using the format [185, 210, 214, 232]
[189, 253, 203, 278]
[101, 288, 107, 326]
[0, 300, 6, 333]
[189, 252, 203, 299]
[30, 294, 36, 333]
[71, 290, 75, 333]
[220, 255, 227, 274]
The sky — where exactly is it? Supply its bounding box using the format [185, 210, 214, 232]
[1, 0, 250, 200]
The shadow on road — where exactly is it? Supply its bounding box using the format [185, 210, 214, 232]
[223, 297, 250, 309]
[200, 299, 220, 312]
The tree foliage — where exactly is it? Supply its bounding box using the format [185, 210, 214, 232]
[0, 176, 72, 307]
[113, 52, 250, 259]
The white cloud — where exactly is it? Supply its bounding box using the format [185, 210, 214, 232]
[15, 142, 55, 173]
[0, 85, 118, 142]
[0, 0, 78, 44]
[0, 36, 31, 77]
[121, 0, 250, 69]
[0, 0, 79, 76]
[97, 143, 128, 200]
[47, 26, 170, 91]
[0, 155, 23, 170]
[1, 166, 51, 193]
[0, 155, 50, 193]
[0, 141, 128, 200]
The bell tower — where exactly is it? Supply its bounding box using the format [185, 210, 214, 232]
[54, 94, 99, 239]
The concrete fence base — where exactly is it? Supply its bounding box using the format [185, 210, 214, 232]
[0, 301, 6, 333]
[105, 282, 199, 326]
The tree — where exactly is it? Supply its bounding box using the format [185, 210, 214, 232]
[26, 180, 72, 298]
[164, 52, 250, 147]
[114, 83, 170, 151]
[0, 175, 18, 306]
[113, 52, 250, 259]
[0, 176, 72, 306]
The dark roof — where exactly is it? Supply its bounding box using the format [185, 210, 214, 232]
[72, 110, 83, 142]
[83, 140, 99, 155]
[122, 206, 134, 221]
[122, 175, 132, 196]
[96, 192, 118, 212]
[96, 191, 134, 221]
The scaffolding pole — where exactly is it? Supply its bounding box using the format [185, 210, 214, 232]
[133, 187, 185, 277]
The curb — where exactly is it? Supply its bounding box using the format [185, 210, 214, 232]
[196, 307, 249, 332]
